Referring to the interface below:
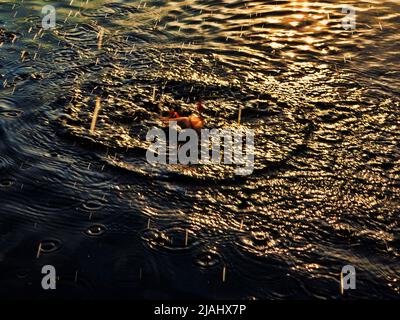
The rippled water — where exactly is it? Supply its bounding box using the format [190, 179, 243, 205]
[0, 0, 399, 299]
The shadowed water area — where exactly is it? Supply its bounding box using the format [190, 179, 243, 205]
[0, 0, 399, 299]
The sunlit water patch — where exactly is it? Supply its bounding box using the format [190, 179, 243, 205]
[0, 0, 399, 299]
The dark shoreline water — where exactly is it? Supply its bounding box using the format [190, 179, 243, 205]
[0, 0, 399, 299]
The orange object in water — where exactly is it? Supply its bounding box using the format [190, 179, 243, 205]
[162, 102, 205, 130]
[168, 110, 180, 118]
[187, 115, 204, 130]
[163, 115, 204, 130]
[196, 101, 205, 112]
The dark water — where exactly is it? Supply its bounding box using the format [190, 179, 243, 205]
[0, 0, 399, 299]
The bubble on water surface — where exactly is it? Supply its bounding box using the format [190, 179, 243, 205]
[0, 178, 16, 188]
[195, 250, 221, 268]
[85, 224, 107, 237]
[39, 239, 62, 253]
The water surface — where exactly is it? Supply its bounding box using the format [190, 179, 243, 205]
[0, 0, 399, 299]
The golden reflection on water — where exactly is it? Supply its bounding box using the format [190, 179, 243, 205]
[19, 0, 399, 75]
[0, 0, 399, 299]
[8, 0, 400, 242]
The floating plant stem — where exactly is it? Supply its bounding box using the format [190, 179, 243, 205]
[36, 242, 42, 259]
[97, 27, 104, 50]
[340, 272, 344, 295]
[237, 107, 242, 125]
[90, 97, 102, 134]
[185, 229, 189, 247]
[222, 266, 227, 282]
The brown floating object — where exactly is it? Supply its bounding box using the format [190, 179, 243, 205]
[162, 115, 204, 130]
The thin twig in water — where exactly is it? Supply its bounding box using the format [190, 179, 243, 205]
[185, 229, 189, 246]
[238, 107, 242, 125]
[222, 266, 227, 282]
[90, 97, 102, 133]
[36, 242, 42, 259]
[340, 272, 344, 295]
[97, 27, 104, 50]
